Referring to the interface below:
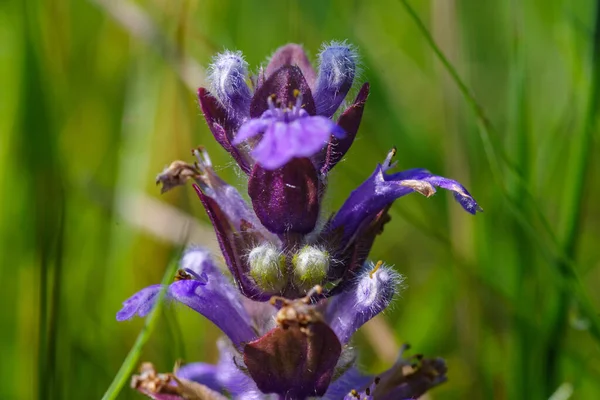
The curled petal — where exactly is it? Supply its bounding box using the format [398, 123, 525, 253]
[331, 164, 482, 241]
[325, 263, 403, 344]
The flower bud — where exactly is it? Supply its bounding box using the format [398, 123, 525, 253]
[207, 50, 252, 118]
[325, 261, 403, 344]
[248, 243, 287, 292]
[292, 246, 330, 291]
[313, 41, 358, 117]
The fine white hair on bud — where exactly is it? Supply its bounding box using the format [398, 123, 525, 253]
[248, 243, 287, 292]
[292, 245, 330, 292]
[313, 40, 359, 117]
[325, 261, 404, 344]
[207, 50, 252, 117]
[355, 261, 403, 311]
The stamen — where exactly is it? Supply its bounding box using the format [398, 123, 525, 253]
[269, 295, 288, 307]
[174, 269, 193, 281]
[382, 146, 398, 171]
[192, 146, 212, 173]
[267, 94, 277, 112]
[369, 260, 383, 279]
[302, 285, 323, 303]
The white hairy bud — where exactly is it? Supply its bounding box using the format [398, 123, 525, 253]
[292, 246, 330, 292]
[248, 243, 287, 292]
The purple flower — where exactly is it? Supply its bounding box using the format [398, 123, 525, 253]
[120, 41, 482, 400]
[232, 92, 345, 170]
[122, 250, 446, 399]
[197, 43, 368, 175]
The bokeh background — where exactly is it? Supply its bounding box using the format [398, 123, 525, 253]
[2, 0, 600, 399]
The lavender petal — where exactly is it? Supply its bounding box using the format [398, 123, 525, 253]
[116, 284, 164, 321]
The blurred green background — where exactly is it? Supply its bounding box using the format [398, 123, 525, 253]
[2, 0, 600, 399]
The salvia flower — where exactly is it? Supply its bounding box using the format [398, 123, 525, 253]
[120, 42, 481, 400]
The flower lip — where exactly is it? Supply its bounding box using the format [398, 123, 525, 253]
[234, 90, 345, 170]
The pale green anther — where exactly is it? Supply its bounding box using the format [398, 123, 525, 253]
[248, 244, 287, 292]
[292, 246, 330, 291]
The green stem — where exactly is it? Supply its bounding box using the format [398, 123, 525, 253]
[101, 257, 179, 400]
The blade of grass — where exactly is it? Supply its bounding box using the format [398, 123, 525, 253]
[545, 0, 600, 394]
[398, 0, 600, 347]
[101, 255, 180, 400]
[506, 1, 536, 398]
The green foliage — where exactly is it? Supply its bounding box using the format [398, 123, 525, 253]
[1, 0, 599, 399]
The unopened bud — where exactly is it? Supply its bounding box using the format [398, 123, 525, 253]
[292, 246, 329, 291]
[207, 51, 252, 117]
[248, 243, 287, 292]
[313, 41, 358, 117]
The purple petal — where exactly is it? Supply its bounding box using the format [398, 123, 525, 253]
[194, 187, 271, 301]
[389, 170, 482, 215]
[323, 368, 373, 400]
[248, 158, 320, 235]
[198, 88, 251, 173]
[313, 42, 358, 117]
[250, 65, 316, 117]
[214, 338, 265, 399]
[117, 284, 163, 321]
[296, 116, 344, 157]
[206, 50, 252, 119]
[250, 121, 289, 170]
[169, 279, 255, 348]
[175, 363, 222, 393]
[243, 322, 342, 397]
[192, 165, 262, 234]
[325, 263, 402, 344]
[246, 115, 340, 169]
[319, 83, 370, 175]
[232, 118, 271, 144]
[266, 43, 317, 88]
[330, 164, 481, 241]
